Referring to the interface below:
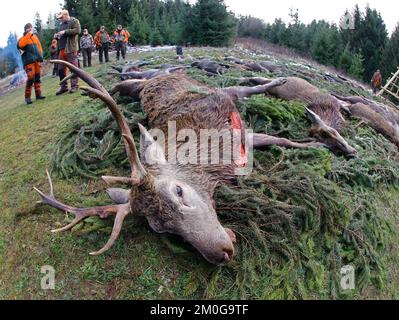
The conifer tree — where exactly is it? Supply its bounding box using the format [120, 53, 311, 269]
[381, 23, 399, 80]
[194, 0, 236, 47]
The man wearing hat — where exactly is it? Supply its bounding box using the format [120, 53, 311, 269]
[17, 23, 46, 104]
[112, 25, 129, 61]
[54, 9, 81, 95]
[94, 26, 111, 64]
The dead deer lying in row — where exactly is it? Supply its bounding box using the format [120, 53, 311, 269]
[35, 60, 332, 265]
[109, 65, 187, 81]
[251, 75, 399, 152]
[332, 94, 399, 148]
[224, 56, 280, 73]
[239, 76, 358, 157]
[190, 59, 231, 75]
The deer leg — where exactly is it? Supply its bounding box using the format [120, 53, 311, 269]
[120, 71, 145, 80]
[238, 76, 272, 86]
[223, 77, 287, 100]
[111, 65, 123, 73]
[34, 170, 132, 255]
[250, 133, 325, 150]
[166, 66, 187, 74]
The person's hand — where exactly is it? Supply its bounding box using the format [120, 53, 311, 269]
[58, 30, 65, 37]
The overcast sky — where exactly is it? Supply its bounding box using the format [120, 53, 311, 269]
[1, 0, 398, 47]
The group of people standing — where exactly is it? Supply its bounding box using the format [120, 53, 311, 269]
[79, 25, 130, 67]
[17, 9, 131, 105]
[93, 25, 131, 64]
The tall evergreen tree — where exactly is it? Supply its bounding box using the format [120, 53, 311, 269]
[358, 6, 388, 81]
[34, 12, 43, 35]
[2, 33, 22, 73]
[78, 0, 95, 33]
[381, 22, 399, 81]
[95, 0, 112, 31]
[181, 1, 198, 45]
[265, 18, 286, 44]
[237, 15, 266, 39]
[128, 0, 151, 44]
[194, 0, 236, 47]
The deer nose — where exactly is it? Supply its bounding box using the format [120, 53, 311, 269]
[220, 246, 234, 264]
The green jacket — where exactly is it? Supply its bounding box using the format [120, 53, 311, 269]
[63, 17, 81, 53]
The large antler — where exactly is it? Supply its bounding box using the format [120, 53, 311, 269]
[33, 61, 151, 255]
[34, 170, 131, 255]
[50, 60, 146, 183]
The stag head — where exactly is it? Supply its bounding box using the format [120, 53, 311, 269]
[35, 60, 235, 265]
[306, 107, 357, 158]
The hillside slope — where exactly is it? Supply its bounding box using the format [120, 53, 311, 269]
[0, 46, 398, 299]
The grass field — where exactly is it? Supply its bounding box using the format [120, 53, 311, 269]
[0, 46, 398, 300]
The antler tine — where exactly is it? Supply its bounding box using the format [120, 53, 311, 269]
[34, 185, 120, 231]
[34, 172, 132, 254]
[60, 73, 74, 86]
[50, 60, 104, 92]
[89, 203, 130, 256]
[45, 169, 54, 197]
[80, 86, 147, 180]
[102, 176, 136, 186]
[50, 59, 146, 181]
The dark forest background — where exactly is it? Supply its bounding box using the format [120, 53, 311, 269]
[0, 0, 398, 84]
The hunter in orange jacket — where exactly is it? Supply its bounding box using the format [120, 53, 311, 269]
[94, 26, 111, 63]
[17, 23, 45, 104]
[371, 69, 382, 94]
[94, 28, 110, 47]
[112, 25, 129, 60]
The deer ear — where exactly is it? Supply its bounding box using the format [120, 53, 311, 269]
[305, 107, 324, 127]
[138, 124, 167, 165]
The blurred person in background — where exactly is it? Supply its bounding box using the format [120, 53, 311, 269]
[112, 25, 129, 61]
[94, 26, 110, 64]
[17, 23, 45, 105]
[49, 35, 58, 77]
[80, 28, 94, 68]
[54, 9, 81, 95]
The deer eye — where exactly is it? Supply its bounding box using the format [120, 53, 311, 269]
[176, 186, 183, 197]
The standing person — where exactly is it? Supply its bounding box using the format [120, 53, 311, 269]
[54, 9, 81, 95]
[49, 35, 58, 77]
[371, 69, 383, 95]
[112, 25, 129, 61]
[17, 23, 45, 105]
[80, 29, 93, 68]
[94, 26, 110, 64]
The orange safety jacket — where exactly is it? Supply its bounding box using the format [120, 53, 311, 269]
[17, 32, 43, 67]
[371, 72, 382, 87]
[123, 30, 131, 43]
[112, 29, 130, 43]
[94, 30, 110, 47]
